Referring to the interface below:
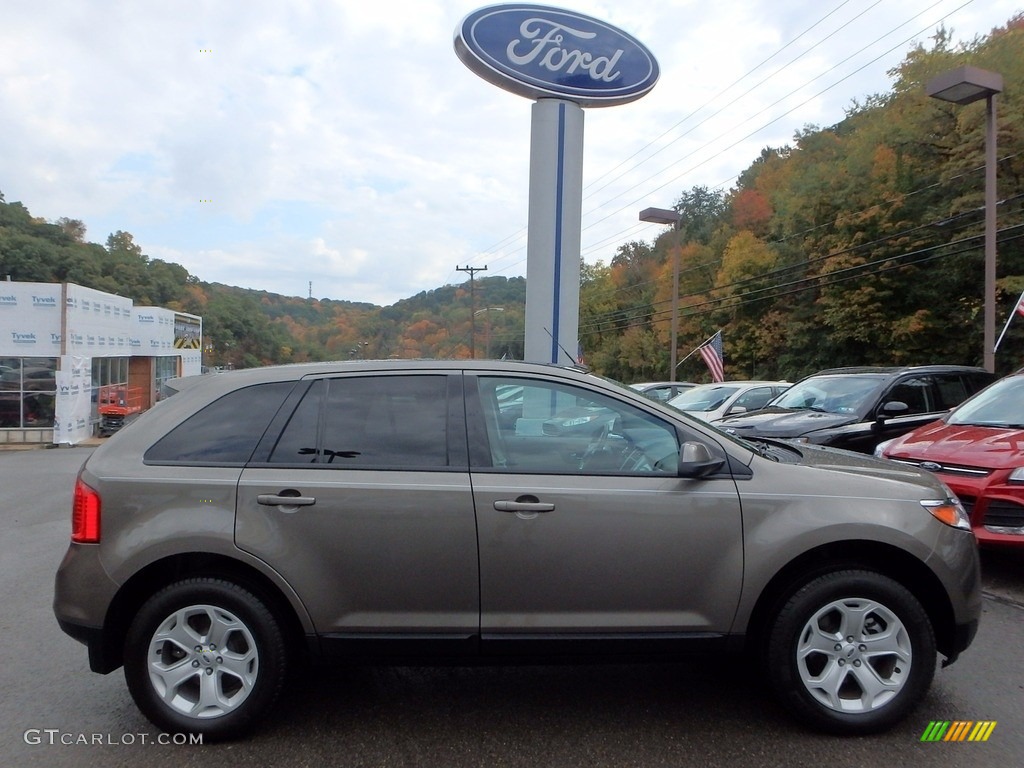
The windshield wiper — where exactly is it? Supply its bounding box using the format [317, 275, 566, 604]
[743, 438, 781, 461]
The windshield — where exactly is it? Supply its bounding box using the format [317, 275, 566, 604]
[771, 374, 886, 415]
[948, 375, 1024, 427]
[668, 384, 741, 412]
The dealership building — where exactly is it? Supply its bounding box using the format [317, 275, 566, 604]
[1, 280, 202, 445]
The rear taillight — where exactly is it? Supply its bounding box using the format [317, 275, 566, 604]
[72, 477, 101, 543]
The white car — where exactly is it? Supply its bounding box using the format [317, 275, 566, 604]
[628, 381, 696, 402]
[668, 380, 790, 423]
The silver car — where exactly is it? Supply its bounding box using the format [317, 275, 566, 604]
[54, 360, 981, 740]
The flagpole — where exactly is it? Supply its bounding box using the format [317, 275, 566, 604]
[675, 331, 721, 370]
[994, 288, 1024, 354]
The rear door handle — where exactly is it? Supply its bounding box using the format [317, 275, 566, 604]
[494, 498, 555, 513]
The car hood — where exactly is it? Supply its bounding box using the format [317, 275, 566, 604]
[784, 441, 950, 496]
[718, 407, 856, 437]
[885, 422, 1024, 470]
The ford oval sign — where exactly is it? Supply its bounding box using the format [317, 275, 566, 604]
[454, 4, 659, 107]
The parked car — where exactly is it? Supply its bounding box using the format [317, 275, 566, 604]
[877, 372, 1024, 548]
[628, 381, 696, 402]
[55, 360, 980, 739]
[667, 380, 790, 423]
[717, 365, 994, 454]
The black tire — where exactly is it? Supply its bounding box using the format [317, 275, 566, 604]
[124, 578, 288, 741]
[766, 569, 936, 735]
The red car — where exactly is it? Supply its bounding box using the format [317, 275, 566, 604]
[878, 373, 1024, 548]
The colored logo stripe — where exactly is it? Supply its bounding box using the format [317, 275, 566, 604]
[968, 721, 997, 742]
[920, 721, 996, 742]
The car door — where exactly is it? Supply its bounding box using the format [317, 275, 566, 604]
[235, 372, 479, 657]
[868, 374, 948, 444]
[466, 373, 744, 655]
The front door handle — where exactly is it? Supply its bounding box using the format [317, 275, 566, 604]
[494, 497, 554, 513]
[257, 493, 316, 507]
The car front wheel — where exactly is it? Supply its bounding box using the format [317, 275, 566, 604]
[767, 569, 936, 734]
[124, 578, 287, 740]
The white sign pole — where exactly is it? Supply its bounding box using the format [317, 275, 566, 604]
[523, 99, 584, 365]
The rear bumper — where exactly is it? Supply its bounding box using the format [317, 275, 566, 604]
[54, 543, 123, 673]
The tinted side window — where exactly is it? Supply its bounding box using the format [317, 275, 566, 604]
[885, 376, 935, 415]
[734, 387, 774, 411]
[966, 372, 996, 395]
[145, 381, 294, 464]
[270, 375, 450, 468]
[933, 374, 970, 410]
[267, 380, 324, 462]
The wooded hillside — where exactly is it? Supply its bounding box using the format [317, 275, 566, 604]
[2, 18, 1022, 381]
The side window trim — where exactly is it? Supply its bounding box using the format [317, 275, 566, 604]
[250, 379, 315, 463]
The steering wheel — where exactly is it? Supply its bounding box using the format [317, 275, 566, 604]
[578, 422, 611, 468]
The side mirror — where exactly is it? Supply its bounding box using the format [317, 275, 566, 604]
[876, 400, 909, 423]
[726, 405, 747, 415]
[678, 441, 725, 478]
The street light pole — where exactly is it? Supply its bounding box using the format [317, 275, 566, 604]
[927, 66, 1003, 372]
[474, 307, 505, 358]
[639, 207, 682, 376]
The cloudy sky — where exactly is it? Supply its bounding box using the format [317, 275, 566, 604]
[1, 0, 1018, 306]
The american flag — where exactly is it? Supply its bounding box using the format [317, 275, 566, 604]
[698, 331, 725, 382]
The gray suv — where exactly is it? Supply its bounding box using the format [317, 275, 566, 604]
[54, 360, 981, 740]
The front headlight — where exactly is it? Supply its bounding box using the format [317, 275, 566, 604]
[1008, 467, 1024, 484]
[873, 438, 896, 458]
[920, 498, 971, 531]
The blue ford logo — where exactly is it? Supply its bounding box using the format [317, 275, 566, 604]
[455, 4, 659, 107]
[920, 461, 943, 473]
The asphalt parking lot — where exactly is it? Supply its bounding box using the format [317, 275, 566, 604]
[3, 443, 1022, 768]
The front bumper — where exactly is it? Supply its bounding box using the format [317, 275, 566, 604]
[943, 474, 1024, 548]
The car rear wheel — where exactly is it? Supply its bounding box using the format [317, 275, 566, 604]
[767, 570, 936, 734]
[124, 578, 287, 740]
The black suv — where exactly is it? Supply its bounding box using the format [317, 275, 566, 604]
[717, 365, 994, 453]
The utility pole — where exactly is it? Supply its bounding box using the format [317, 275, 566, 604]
[456, 265, 487, 358]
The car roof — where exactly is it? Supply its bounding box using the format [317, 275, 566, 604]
[808, 365, 988, 377]
[163, 359, 623, 402]
[685, 380, 787, 387]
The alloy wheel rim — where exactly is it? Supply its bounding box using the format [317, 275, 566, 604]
[146, 604, 260, 719]
[795, 597, 912, 713]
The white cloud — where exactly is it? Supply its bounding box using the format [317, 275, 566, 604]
[1, 0, 1019, 304]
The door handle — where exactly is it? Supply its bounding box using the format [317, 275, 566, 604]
[257, 493, 316, 507]
[493, 498, 555, 513]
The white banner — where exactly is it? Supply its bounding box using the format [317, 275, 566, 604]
[54, 355, 93, 445]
